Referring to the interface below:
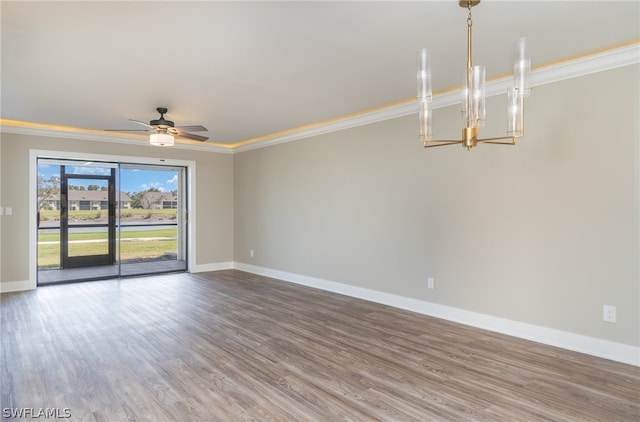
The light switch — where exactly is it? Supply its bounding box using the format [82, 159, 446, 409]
[5, 207, 12, 216]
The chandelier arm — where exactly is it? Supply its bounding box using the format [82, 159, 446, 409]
[477, 137, 517, 145]
[424, 139, 466, 144]
[423, 141, 464, 148]
[477, 135, 522, 142]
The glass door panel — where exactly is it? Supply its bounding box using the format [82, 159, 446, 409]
[67, 225, 110, 257]
[61, 169, 116, 268]
[118, 164, 187, 277]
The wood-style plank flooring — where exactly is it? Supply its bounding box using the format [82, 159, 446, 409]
[1, 270, 639, 421]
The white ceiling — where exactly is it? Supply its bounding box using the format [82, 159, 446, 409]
[2, 1, 639, 148]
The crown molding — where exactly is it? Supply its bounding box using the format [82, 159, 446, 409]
[235, 42, 639, 153]
[0, 122, 234, 154]
[2, 43, 637, 154]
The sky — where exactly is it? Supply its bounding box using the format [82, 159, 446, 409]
[38, 163, 180, 194]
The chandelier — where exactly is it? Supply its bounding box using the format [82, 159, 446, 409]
[418, 0, 531, 149]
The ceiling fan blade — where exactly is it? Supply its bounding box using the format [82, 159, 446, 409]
[175, 132, 209, 142]
[104, 129, 151, 132]
[174, 125, 208, 132]
[129, 119, 154, 128]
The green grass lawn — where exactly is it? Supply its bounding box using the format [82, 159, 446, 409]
[37, 228, 178, 268]
[38, 228, 177, 242]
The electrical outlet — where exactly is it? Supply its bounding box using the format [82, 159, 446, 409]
[427, 277, 435, 290]
[603, 305, 616, 323]
[250, 249, 254, 258]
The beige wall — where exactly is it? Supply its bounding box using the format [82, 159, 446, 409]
[0, 136, 2, 282]
[234, 64, 639, 347]
[0, 134, 234, 283]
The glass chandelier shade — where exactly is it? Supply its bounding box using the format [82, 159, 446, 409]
[463, 65, 486, 129]
[418, 48, 433, 141]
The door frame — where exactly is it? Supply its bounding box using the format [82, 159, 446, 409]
[59, 166, 116, 268]
[29, 150, 197, 290]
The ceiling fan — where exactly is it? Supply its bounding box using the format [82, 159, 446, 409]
[105, 107, 209, 144]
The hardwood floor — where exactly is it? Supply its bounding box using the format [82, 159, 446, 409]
[1, 270, 638, 421]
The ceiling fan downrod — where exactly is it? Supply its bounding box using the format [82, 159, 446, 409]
[150, 107, 174, 128]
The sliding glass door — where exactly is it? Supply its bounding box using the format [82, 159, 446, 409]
[37, 158, 188, 284]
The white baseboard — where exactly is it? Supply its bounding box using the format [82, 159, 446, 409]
[0, 279, 36, 293]
[191, 261, 234, 273]
[233, 262, 640, 367]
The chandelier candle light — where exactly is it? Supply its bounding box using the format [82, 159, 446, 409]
[418, 0, 531, 149]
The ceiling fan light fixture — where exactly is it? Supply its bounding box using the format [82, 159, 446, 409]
[149, 131, 174, 147]
[104, 107, 209, 143]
